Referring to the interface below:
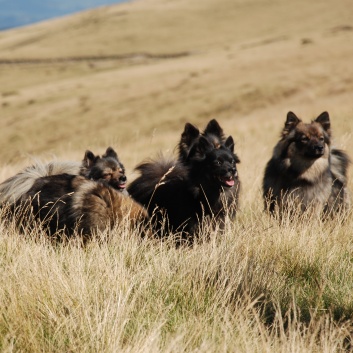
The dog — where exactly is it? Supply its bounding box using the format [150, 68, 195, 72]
[12, 174, 149, 239]
[0, 146, 127, 205]
[128, 119, 240, 241]
[263, 111, 350, 217]
[1, 147, 148, 238]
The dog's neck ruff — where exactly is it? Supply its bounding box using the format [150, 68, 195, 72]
[284, 155, 330, 182]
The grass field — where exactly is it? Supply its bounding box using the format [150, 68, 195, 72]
[0, 0, 353, 351]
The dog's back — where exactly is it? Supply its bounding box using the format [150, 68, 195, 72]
[14, 173, 80, 235]
[14, 174, 149, 238]
[128, 156, 179, 207]
[128, 156, 195, 235]
[0, 147, 126, 208]
[0, 161, 80, 205]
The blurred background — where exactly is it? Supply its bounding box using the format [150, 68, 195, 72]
[0, 0, 352, 201]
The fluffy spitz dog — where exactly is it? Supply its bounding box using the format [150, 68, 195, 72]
[128, 119, 240, 240]
[0, 147, 148, 238]
[0, 147, 127, 205]
[263, 111, 350, 216]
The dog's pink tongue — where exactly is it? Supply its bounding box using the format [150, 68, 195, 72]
[119, 183, 126, 189]
[225, 179, 235, 187]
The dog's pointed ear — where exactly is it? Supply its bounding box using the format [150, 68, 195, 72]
[103, 146, 118, 159]
[283, 111, 301, 136]
[178, 123, 200, 160]
[83, 150, 97, 168]
[315, 111, 331, 133]
[204, 119, 225, 139]
[181, 123, 200, 146]
[225, 136, 234, 153]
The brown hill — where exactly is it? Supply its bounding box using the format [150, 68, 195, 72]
[0, 0, 352, 196]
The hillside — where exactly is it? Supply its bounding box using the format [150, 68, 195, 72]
[1, 1, 353, 351]
[0, 0, 353, 196]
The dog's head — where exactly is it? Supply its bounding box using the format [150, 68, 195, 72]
[188, 131, 240, 189]
[81, 147, 127, 190]
[282, 111, 331, 159]
[178, 119, 227, 162]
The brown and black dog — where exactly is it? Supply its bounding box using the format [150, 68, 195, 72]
[13, 174, 148, 239]
[263, 111, 350, 217]
[0, 147, 148, 238]
[0, 147, 127, 205]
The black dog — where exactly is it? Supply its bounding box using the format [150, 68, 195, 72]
[128, 119, 240, 241]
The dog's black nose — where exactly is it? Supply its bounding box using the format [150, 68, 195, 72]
[119, 175, 127, 182]
[315, 145, 324, 153]
[230, 167, 237, 176]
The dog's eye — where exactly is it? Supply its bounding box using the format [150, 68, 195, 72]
[301, 136, 309, 143]
[102, 173, 112, 179]
[319, 136, 324, 142]
[215, 160, 221, 166]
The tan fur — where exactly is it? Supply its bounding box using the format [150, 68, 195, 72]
[284, 142, 330, 182]
[71, 180, 149, 234]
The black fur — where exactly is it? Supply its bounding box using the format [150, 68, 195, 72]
[14, 173, 81, 236]
[128, 120, 240, 240]
[177, 119, 226, 163]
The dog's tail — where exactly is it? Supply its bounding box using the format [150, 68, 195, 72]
[128, 155, 177, 207]
[0, 160, 80, 205]
[330, 148, 351, 184]
[327, 148, 351, 212]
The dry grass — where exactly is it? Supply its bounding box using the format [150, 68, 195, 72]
[1, 206, 353, 352]
[1, 0, 353, 351]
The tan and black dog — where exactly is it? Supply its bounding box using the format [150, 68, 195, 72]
[263, 111, 350, 216]
[13, 174, 148, 238]
[0, 147, 148, 238]
[0, 147, 127, 206]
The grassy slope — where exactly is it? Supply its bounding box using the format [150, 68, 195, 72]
[0, 0, 352, 172]
[1, 0, 353, 351]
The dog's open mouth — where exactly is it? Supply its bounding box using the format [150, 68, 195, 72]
[110, 179, 127, 190]
[219, 176, 235, 187]
[117, 180, 127, 189]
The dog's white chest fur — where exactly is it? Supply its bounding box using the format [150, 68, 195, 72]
[283, 154, 332, 210]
